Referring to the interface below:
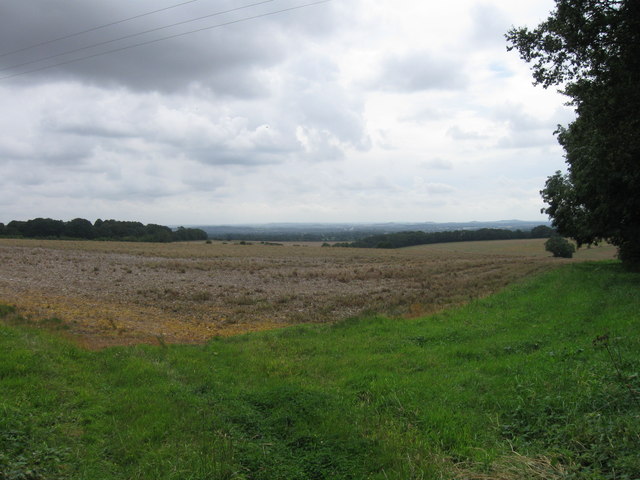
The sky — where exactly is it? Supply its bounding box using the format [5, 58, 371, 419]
[0, 0, 571, 225]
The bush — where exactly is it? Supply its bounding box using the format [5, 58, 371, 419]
[545, 235, 576, 258]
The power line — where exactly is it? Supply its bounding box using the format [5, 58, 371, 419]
[0, 0, 207, 58]
[0, 0, 332, 81]
[0, 0, 277, 73]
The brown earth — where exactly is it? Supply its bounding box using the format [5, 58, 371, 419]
[0, 238, 616, 348]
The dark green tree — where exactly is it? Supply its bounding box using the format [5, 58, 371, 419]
[5, 221, 25, 236]
[172, 226, 208, 242]
[530, 225, 555, 238]
[507, 0, 640, 269]
[545, 235, 576, 258]
[22, 218, 65, 238]
[144, 223, 173, 242]
[64, 218, 95, 239]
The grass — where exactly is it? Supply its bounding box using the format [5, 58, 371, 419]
[1, 262, 639, 479]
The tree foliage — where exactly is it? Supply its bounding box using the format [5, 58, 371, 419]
[338, 226, 553, 249]
[545, 235, 576, 258]
[0, 217, 207, 243]
[507, 0, 640, 268]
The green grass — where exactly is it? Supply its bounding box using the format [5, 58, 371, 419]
[1, 262, 639, 479]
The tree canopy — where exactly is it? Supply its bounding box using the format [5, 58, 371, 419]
[507, 0, 640, 268]
[0, 218, 207, 242]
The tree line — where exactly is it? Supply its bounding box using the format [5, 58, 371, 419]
[0, 218, 207, 242]
[331, 225, 555, 249]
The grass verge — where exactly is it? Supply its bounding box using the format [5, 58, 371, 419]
[1, 262, 639, 479]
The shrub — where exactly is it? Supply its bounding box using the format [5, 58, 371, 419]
[545, 235, 576, 258]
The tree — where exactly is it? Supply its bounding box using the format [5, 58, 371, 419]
[144, 223, 173, 242]
[507, 0, 640, 269]
[172, 226, 208, 242]
[545, 235, 576, 258]
[64, 218, 95, 239]
[22, 218, 65, 238]
[530, 225, 555, 238]
[5, 221, 25, 236]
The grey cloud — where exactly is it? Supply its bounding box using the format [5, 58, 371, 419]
[411, 176, 457, 196]
[294, 127, 346, 162]
[493, 103, 575, 132]
[0, 133, 94, 165]
[421, 158, 453, 170]
[276, 56, 371, 154]
[0, 0, 317, 95]
[186, 148, 285, 166]
[497, 130, 557, 149]
[491, 103, 549, 131]
[42, 102, 139, 140]
[270, 0, 343, 37]
[0, 162, 48, 187]
[1, 1, 367, 174]
[335, 176, 403, 195]
[294, 89, 369, 150]
[491, 104, 572, 149]
[0, 139, 36, 161]
[49, 123, 137, 140]
[180, 167, 227, 192]
[288, 55, 339, 84]
[468, 3, 510, 46]
[23, 154, 192, 201]
[399, 106, 449, 124]
[35, 87, 296, 167]
[425, 182, 456, 195]
[371, 51, 468, 92]
[373, 129, 395, 150]
[447, 125, 485, 140]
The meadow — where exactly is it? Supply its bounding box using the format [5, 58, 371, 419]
[0, 238, 615, 348]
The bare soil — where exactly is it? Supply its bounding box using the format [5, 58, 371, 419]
[0, 238, 614, 348]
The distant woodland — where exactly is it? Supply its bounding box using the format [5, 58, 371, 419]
[0, 218, 556, 247]
[0, 218, 207, 242]
[333, 225, 555, 249]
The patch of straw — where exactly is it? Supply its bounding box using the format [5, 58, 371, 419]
[450, 450, 569, 480]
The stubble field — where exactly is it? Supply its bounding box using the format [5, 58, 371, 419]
[0, 237, 616, 348]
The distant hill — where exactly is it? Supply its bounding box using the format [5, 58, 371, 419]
[193, 220, 550, 242]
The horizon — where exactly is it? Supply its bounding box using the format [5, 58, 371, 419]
[1, 217, 551, 228]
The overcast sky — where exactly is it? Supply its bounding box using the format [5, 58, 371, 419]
[0, 0, 569, 225]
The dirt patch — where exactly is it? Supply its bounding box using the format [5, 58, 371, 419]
[0, 239, 569, 348]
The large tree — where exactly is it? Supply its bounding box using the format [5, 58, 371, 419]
[507, 0, 640, 268]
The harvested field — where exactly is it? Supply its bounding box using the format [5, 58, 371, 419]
[0, 238, 616, 348]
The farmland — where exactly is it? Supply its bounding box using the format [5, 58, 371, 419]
[0, 237, 616, 348]
[1, 256, 637, 479]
